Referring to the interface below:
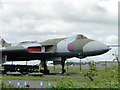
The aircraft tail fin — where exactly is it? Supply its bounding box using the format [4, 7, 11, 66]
[0, 38, 11, 47]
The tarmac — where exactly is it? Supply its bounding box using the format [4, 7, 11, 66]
[2, 73, 90, 88]
[3, 79, 90, 88]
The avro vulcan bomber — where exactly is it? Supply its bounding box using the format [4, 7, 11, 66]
[0, 34, 110, 74]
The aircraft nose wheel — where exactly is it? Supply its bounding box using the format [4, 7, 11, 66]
[59, 69, 66, 74]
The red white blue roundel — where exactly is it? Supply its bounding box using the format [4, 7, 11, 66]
[67, 42, 74, 52]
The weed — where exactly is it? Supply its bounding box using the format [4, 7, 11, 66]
[84, 61, 98, 81]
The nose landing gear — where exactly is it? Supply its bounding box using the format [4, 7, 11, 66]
[59, 58, 66, 74]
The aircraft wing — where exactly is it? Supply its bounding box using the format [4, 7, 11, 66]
[0, 43, 55, 62]
[1, 48, 53, 55]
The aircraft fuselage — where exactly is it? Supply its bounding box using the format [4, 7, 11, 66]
[1, 34, 110, 62]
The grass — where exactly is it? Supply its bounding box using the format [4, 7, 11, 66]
[0, 67, 4, 70]
[2, 74, 90, 82]
[0, 75, 2, 88]
[1, 65, 119, 88]
[54, 65, 118, 88]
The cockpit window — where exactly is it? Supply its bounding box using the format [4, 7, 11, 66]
[66, 34, 87, 41]
[76, 34, 87, 39]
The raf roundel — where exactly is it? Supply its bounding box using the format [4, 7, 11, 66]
[67, 42, 75, 52]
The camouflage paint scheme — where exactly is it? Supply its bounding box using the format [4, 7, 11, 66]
[1, 34, 110, 62]
[0, 34, 110, 74]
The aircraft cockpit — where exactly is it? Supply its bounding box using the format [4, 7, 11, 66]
[76, 34, 87, 39]
[65, 34, 87, 41]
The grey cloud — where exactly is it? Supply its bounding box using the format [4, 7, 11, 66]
[90, 3, 106, 12]
[0, 0, 118, 62]
[52, 1, 116, 26]
[0, 0, 118, 42]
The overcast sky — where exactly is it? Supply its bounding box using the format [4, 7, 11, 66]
[0, 0, 119, 64]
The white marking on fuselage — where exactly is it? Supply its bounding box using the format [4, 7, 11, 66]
[22, 43, 41, 48]
[56, 35, 76, 52]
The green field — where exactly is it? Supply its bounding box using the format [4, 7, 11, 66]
[1, 64, 119, 88]
[0, 74, 2, 88]
[0, 67, 4, 70]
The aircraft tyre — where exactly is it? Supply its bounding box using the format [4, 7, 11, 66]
[59, 69, 66, 74]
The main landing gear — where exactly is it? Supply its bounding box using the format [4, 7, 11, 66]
[40, 60, 50, 74]
[40, 57, 66, 74]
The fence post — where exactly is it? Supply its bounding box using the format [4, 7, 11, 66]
[54, 64, 55, 72]
[105, 61, 107, 72]
[67, 60, 68, 72]
[80, 59, 81, 71]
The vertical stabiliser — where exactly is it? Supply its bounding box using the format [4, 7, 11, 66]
[0, 38, 11, 47]
[0, 38, 9, 64]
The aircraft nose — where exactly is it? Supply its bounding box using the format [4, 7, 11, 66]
[83, 41, 110, 56]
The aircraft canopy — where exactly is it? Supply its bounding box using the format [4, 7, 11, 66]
[76, 34, 87, 39]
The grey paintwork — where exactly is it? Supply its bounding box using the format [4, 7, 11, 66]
[83, 41, 109, 52]
[56, 37, 75, 52]
[22, 43, 41, 48]
[1, 34, 110, 63]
